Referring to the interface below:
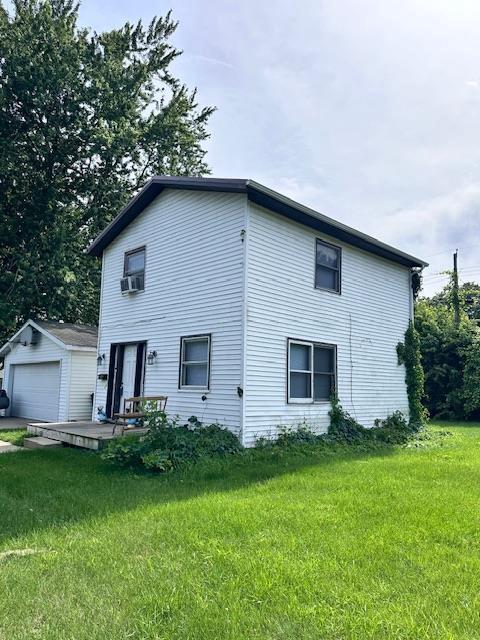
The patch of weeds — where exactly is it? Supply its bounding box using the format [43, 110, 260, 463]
[0, 429, 27, 446]
[404, 428, 455, 449]
[256, 401, 419, 454]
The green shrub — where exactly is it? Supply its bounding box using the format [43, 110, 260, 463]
[328, 399, 414, 445]
[397, 319, 428, 428]
[256, 402, 414, 450]
[100, 434, 144, 467]
[141, 449, 174, 472]
[372, 410, 414, 444]
[103, 402, 419, 473]
[274, 422, 320, 446]
[328, 396, 367, 443]
[102, 412, 242, 472]
[193, 422, 243, 456]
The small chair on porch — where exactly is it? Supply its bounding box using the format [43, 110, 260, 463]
[112, 395, 168, 435]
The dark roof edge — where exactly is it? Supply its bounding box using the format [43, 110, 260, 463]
[87, 176, 428, 268]
[87, 177, 247, 257]
[246, 180, 428, 268]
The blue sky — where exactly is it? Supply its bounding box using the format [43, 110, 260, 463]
[79, 0, 480, 294]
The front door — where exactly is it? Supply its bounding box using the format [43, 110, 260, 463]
[106, 342, 146, 417]
[120, 344, 138, 411]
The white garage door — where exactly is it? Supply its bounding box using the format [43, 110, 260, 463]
[11, 362, 60, 422]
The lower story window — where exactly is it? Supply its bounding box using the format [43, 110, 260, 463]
[288, 339, 336, 403]
[179, 335, 211, 389]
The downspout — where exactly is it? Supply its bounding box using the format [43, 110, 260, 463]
[409, 270, 414, 322]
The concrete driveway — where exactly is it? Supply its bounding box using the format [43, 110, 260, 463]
[0, 417, 41, 430]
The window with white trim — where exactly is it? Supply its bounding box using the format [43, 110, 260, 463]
[315, 239, 341, 293]
[288, 339, 336, 402]
[124, 247, 145, 290]
[179, 335, 210, 389]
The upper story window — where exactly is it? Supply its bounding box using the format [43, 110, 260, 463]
[315, 239, 341, 293]
[287, 339, 336, 403]
[179, 335, 211, 390]
[123, 247, 145, 291]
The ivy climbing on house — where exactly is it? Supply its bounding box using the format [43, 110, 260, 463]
[411, 269, 423, 301]
[397, 320, 428, 428]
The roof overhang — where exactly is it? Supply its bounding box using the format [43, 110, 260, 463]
[87, 176, 428, 269]
[0, 319, 97, 357]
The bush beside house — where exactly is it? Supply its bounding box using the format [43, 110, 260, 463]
[102, 399, 421, 473]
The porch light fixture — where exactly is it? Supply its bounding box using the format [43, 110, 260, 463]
[97, 353, 105, 366]
[147, 350, 157, 365]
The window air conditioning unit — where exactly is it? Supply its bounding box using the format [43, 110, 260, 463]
[120, 275, 142, 294]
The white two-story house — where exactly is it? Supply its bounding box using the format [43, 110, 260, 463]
[88, 177, 427, 446]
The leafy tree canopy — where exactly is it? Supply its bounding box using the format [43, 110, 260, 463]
[416, 278, 480, 419]
[428, 278, 480, 321]
[0, 0, 214, 344]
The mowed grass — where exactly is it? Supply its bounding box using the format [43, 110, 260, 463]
[1, 424, 480, 639]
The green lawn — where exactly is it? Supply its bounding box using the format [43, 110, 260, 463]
[1, 423, 480, 639]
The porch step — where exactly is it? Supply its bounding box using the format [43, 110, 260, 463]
[23, 436, 63, 450]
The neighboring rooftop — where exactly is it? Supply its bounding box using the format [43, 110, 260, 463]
[0, 319, 98, 357]
[34, 320, 98, 349]
[87, 176, 428, 268]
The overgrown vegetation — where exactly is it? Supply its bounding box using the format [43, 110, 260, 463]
[0, 429, 27, 446]
[416, 279, 480, 419]
[329, 397, 418, 443]
[257, 405, 416, 450]
[102, 410, 241, 471]
[397, 320, 428, 428]
[103, 399, 419, 471]
[430, 280, 480, 322]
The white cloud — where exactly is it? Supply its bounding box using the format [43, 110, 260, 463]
[381, 185, 480, 295]
[78, 0, 480, 294]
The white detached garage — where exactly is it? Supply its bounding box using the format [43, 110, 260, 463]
[0, 320, 98, 422]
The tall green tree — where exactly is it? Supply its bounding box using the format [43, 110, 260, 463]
[416, 275, 480, 420]
[430, 280, 480, 322]
[0, 0, 214, 343]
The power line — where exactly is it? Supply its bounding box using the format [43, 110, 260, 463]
[423, 273, 450, 280]
[423, 265, 480, 279]
[423, 243, 478, 259]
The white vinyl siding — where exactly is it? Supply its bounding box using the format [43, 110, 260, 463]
[94, 188, 414, 446]
[242, 202, 411, 446]
[94, 189, 245, 433]
[68, 351, 97, 420]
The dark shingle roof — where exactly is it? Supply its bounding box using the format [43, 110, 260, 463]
[35, 320, 98, 349]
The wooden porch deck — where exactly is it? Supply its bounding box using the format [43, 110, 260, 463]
[27, 421, 148, 450]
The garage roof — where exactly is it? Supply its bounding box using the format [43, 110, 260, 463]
[34, 320, 98, 349]
[0, 319, 98, 357]
[87, 176, 428, 269]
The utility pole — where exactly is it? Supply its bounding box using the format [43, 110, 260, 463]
[453, 249, 460, 328]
